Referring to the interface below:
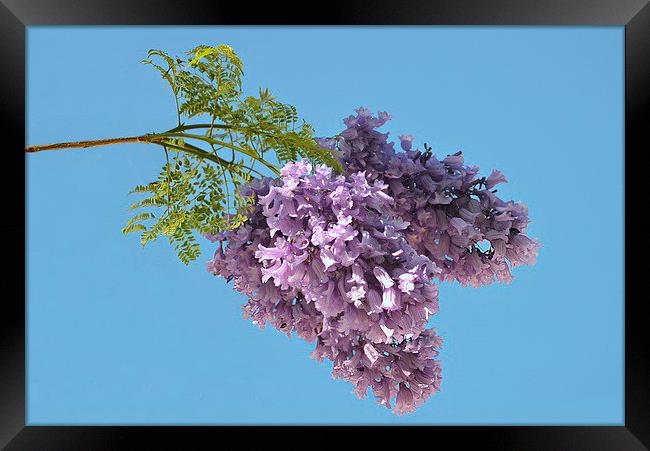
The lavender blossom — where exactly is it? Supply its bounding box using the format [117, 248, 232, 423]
[206, 108, 540, 414]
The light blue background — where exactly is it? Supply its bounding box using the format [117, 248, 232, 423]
[26, 27, 624, 424]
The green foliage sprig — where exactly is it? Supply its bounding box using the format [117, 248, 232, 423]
[119, 44, 341, 264]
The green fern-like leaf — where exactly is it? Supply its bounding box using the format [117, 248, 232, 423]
[127, 43, 342, 264]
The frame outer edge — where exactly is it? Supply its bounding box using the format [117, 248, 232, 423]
[625, 1, 650, 448]
[1, 0, 644, 449]
[0, 1, 27, 450]
[0, 0, 647, 25]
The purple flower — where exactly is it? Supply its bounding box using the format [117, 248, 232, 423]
[485, 169, 507, 189]
[363, 343, 380, 366]
[373, 266, 394, 288]
[398, 273, 418, 293]
[395, 383, 416, 415]
[381, 286, 399, 311]
[206, 107, 538, 416]
[398, 135, 414, 151]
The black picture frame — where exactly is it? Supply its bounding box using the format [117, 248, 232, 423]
[2, 1, 646, 449]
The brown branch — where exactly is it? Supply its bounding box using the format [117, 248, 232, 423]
[25, 135, 162, 153]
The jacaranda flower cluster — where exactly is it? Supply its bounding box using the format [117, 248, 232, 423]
[206, 108, 540, 414]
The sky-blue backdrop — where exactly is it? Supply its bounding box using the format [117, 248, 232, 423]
[26, 26, 624, 425]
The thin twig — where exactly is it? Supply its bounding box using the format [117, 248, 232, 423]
[25, 135, 161, 153]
